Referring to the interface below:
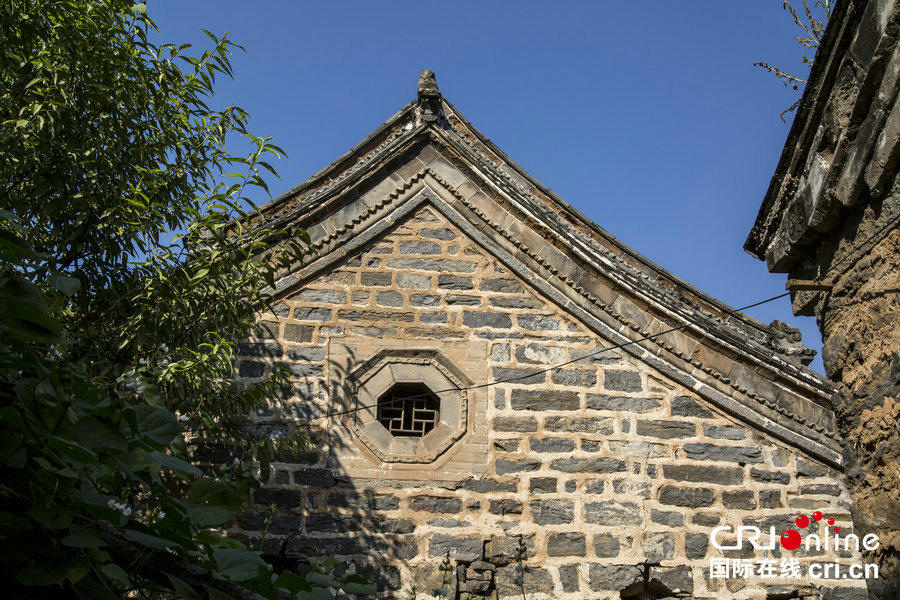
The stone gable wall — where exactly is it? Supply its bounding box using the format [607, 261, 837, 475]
[233, 206, 864, 599]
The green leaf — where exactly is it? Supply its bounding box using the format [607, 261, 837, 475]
[48, 274, 81, 296]
[296, 588, 335, 600]
[47, 435, 97, 466]
[212, 547, 266, 582]
[145, 449, 202, 478]
[100, 563, 131, 585]
[16, 558, 91, 586]
[184, 478, 243, 526]
[133, 405, 181, 446]
[125, 529, 180, 549]
[61, 529, 106, 549]
[273, 569, 312, 594]
[166, 574, 202, 600]
[131, 3, 147, 13]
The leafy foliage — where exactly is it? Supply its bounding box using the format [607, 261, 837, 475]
[0, 1, 367, 598]
[755, 0, 832, 120]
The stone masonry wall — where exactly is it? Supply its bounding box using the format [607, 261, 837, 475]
[234, 206, 866, 599]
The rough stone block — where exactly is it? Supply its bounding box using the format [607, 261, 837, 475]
[658, 486, 714, 507]
[517, 314, 559, 330]
[437, 275, 473, 290]
[588, 564, 641, 591]
[239, 361, 265, 378]
[293, 468, 336, 487]
[294, 289, 346, 304]
[604, 370, 642, 392]
[608, 441, 668, 458]
[410, 496, 462, 514]
[654, 565, 693, 594]
[683, 443, 763, 463]
[703, 424, 747, 440]
[583, 501, 642, 526]
[493, 416, 537, 432]
[544, 416, 614, 434]
[558, 564, 579, 593]
[496, 459, 541, 475]
[293, 307, 333, 321]
[761, 490, 783, 508]
[490, 297, 543, 309]
[547, 533, 586, 557]
[461, 478, 517, 493]
[650, 509, 685, 527]
[586, 395, 661, 411]
[239, 342, 284, 356]
[397, 272, 431, 289]
[515, 343, 566, 364]
[672, 396, 714, 418]
[750, 468, 791, 484]
[491, 367, 545, 385]
[511, 389, 579, 411]
[421, 228, 456, 240]
[410, 294, 440, 307]
[585, 480, 605, 494]
[255, 321, 279, 339]
[420, 312, 447, 323]
[493, 439, 519, 452]
[386, 258, 477, 273]
[400, 241, 441, 255]
[337, 309, 415, 322]
[723, 490, 756, 509]
[686, 533, 709, 559]
[643, 532, 675, 561]
[529, 477, 557, 494]
[376, 291, 403, 307]
[254, 488, 301, 509]
[529, 438, 576, 453]
[663, 464, 744, 485]
[551, 370, 598, 387]
[360, 272, 392, 287]
[463, 311, 512, 329]
[489, 499, 522, 515]
[428, 534, 483, 561]
[637, 419, 696, 439]
[550, 458, 626, 474]
[593, 533, 620, 558]
[530, 500, 574, 525]
[480, 278, 522, 293]
[326, 494, 400, 511]
[799, 484, 842, 496]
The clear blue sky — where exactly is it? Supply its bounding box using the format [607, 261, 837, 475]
[150, 1, 828, 373]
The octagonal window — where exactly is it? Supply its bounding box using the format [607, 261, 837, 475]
[377, 383, 440, 437]
[348, 349, 471, 463]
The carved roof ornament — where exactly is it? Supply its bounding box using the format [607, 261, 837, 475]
[415, 69, 443, 126]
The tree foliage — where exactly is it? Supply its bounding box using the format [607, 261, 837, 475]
[755, 0, 832, 120]
[0, 1, 371, 598]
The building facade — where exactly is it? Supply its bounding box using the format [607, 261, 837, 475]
[233, 72, 867, 599]
[746, 1, 900, 598]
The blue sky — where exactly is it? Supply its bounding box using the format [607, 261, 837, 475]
[150, 1, 827, 373]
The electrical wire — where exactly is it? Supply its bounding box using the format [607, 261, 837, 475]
[298, 290, 793, 423]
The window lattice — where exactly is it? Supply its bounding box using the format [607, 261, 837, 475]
[376, 383, 439, 437]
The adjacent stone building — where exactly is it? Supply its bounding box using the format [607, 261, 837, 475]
[233, 72, 868, 598]
[745, 1, 900, 598]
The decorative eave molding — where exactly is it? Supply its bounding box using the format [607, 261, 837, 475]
[271, 172, 842, 468]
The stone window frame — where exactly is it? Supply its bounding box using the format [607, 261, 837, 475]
[348, 349, 470, 464]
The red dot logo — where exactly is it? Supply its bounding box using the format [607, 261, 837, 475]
[827, 518, 835, 525]
[781, 529, 802, 551]
[795, 514, 810, 528]
[812, 511, 823, 521]
[835, 527, 840, 532]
